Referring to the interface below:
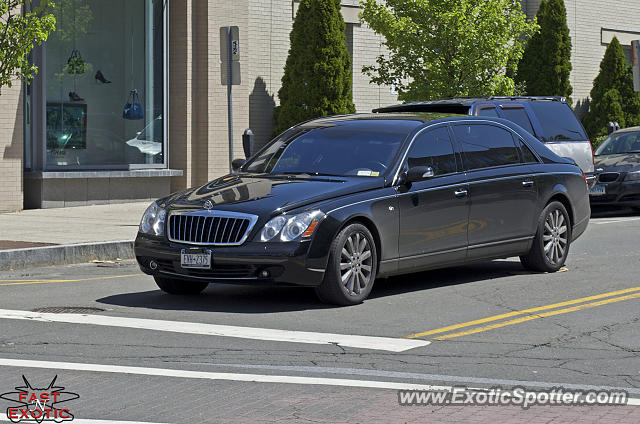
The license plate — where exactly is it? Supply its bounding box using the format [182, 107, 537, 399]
[590, 184, 606, 196]
[180, 249, 211, 269]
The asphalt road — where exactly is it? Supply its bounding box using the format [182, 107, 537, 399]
[1, 209, 640, 423]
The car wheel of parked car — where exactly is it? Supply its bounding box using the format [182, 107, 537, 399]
[315, 223, 378, 305]
[520, 201, 572, 273]
[154, 276, 209, 295]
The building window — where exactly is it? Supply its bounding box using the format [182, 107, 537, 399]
[40, 0, 165, 169]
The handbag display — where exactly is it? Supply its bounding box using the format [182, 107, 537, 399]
[66, 49, 86, 75]
[123, 89, 144, 120]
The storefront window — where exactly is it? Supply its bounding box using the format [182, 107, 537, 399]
[44, 0, 164, 169]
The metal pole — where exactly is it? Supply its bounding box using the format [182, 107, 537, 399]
[227, 27, 234, 172]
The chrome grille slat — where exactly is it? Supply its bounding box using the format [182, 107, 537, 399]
[167, 210, 258, 246]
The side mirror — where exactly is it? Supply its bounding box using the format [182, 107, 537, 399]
[406, 166, 435, 183]
[231, 158, 246, 171]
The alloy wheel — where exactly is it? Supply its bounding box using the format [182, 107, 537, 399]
[340, 232, 373, 296]
[543, 209, 568, 265]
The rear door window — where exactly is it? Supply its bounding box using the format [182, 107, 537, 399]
[518, 138, 539, 163]
[528, 102, 587, 142]
[453, 124, 520, 170]
[500, 106, 535, 135]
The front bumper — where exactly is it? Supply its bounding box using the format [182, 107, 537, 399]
[589, 180, 640, 207]
[134, 234, 326, 287]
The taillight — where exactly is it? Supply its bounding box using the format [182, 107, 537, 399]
[589, 141, 594, 165]
[583, 172, 587, 183]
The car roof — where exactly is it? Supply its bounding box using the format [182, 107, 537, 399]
[373, 96, 568, 114]
[298, 112, 467, 128]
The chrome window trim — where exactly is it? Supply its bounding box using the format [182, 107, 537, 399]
[392, 119, 524, 185]
[167, 210, 259, 246]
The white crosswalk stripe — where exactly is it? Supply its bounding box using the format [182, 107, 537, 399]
[0, 309, 429, 352]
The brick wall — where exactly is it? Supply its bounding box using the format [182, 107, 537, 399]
[0, 82, 24, 212]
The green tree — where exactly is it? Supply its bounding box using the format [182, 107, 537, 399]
[359, 0, 538, 101]
[515, 0, 572, 100]
[583, 37, 640, 138]
[274, 0, 355, 134]
[0, 0, 55, 93]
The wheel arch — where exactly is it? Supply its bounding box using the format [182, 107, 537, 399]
[335, 215, 383, 271]
[545, 191, 574, 227]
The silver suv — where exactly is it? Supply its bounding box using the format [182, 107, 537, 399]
[374, 97, 595, 184]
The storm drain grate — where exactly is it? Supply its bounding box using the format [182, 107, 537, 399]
[31, 306, 105, 314]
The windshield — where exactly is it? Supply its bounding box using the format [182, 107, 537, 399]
[595, 131, 640, 155]
[243, 120, 416, 177]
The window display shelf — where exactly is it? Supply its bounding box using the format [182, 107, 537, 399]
[24, 169, 183, 179]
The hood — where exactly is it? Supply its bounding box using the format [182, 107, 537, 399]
[594, 153, 640, 172]
[166, 173, 384, 216]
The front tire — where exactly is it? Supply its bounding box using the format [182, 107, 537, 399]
[315, 223, 378, 306]
[154, 276, 209, 295]
[520, 201, 572, 272]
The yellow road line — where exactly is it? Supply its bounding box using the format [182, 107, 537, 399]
[435, 291, 640, 340]
[407, 285, 640, 339]
[0, 274, 142, 286]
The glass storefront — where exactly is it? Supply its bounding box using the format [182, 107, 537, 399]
[42, 0, 164, 169]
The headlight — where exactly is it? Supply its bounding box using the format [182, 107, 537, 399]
[139, 201, 166, 236]
[259, 210, 324, 242]
[625, 171, 640, 181]
[260, 215, 287, 241]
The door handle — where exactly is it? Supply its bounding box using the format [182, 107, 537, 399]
[454, 189, 468, 198]
[522, 180, 534, 187]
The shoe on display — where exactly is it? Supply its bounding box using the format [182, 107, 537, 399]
[95, 70, 111, 84]
[69, 91, 84, 102]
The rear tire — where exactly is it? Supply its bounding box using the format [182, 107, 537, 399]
[314, 223, 378, 306]
[154, 276, 209, 295]
[520, 201, 571, 273]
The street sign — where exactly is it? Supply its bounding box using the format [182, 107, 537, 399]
[220, 26, 241, 171]
[220, 26, 240, 63]
[632, 40, 640, 92]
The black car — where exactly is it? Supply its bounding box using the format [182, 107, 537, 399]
[590, 126, 640, 210]
[135, 113, 590, 305]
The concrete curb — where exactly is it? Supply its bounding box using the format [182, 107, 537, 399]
[0, 240, 134, 270]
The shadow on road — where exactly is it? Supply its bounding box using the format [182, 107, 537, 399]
[96, 260, 528, 313]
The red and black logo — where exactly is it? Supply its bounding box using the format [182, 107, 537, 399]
[1, 376, 79, 423]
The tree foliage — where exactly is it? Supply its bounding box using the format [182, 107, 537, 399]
[582, 37, 640, 138]
[274, 0, 355, 134]
[0, 0, 55, 93]
[359, 0, 538, 101]
[516, 0, 572, 100]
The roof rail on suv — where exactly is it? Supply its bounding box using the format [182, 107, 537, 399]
[487, 96, 566, 102]
[373, 96, 567, 114]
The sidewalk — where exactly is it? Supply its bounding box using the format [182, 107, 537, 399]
[0, 202, 149, 270]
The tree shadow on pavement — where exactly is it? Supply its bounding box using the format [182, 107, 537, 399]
[96, 260, 528, 313]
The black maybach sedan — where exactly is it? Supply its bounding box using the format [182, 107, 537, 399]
[135, 113, 590, 305]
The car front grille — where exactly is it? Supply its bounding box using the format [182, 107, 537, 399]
[598, 172, 620, 183]
[167, 210, 258, 245]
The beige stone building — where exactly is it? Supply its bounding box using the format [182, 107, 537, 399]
[0, 0, 639, 212]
